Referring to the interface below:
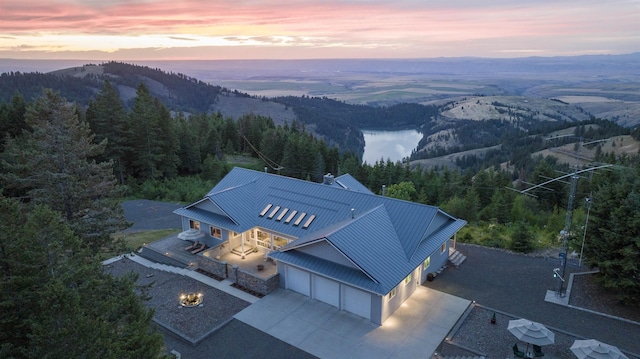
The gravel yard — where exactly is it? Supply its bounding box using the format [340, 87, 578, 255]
[432, 244, 640, 359]
[104, 257, 250, 343]
[444, 306, 578, 359]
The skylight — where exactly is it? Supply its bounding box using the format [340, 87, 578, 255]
[259, 204, 272, 217]
[268, 206, 281, 219]
[293, 212, 307, 226]
[302, 214, 316, 229]
[276, 208, 289, 221]
[285, 210, 298, 223]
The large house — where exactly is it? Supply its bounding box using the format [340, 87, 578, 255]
[174, 167, 466, 325]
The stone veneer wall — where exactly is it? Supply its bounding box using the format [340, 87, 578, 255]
[238, 269, 279, 295]
[193, 256, 279, 295]
[194, 255, 227, 279]
[227, 264, 279, 296]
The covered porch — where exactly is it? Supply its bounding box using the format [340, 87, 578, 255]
[202, 246, 277, 280]
[139, 235, 279, 296]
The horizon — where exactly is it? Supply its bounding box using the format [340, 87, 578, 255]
[2, 1, 638, 61]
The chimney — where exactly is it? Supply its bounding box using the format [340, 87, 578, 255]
[382, 185, 386, 196]
[323, 173, 335, 185]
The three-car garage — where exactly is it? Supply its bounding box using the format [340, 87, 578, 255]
[284, 265, 372, 320]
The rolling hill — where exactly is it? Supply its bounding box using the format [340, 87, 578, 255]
[1, 60, 635, 166]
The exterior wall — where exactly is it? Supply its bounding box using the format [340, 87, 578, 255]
[370, 295, 383, 325]
[179, 216, 228, 248]
[420, 239, 450, 283]
[380, 266, 420, 323]
[277, 264, 287, 288]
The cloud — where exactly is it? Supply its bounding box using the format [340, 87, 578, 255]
[0, 0, 638, 59]
[169, 36, 198, 41]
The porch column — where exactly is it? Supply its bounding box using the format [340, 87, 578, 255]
[241, 232, 245, 259]
[452, 233, 457, 251]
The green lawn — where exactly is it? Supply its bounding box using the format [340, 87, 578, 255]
[115, 229, 181, 252]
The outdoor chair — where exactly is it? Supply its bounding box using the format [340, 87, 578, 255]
[513, 343, 525, 358]
[533, 345, 544, 357]
[191, 242, 206, 254]
[184, 240, 199, 251]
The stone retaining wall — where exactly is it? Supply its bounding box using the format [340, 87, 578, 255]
[233, 267, 279, 296]
[139, 247, 188, 268]
[192, 256, 278, 295]
[194, 255, 227, 279]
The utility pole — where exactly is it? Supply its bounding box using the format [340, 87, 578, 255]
[557, 166, 579, 296]
[579, 196, 592, 267]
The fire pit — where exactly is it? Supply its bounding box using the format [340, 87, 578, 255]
[180, 292, 203, 307]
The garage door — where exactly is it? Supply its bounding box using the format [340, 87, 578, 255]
[312, 275, 340, 307]
[286, 266, 310, 296]
[342, 285, 371, 320]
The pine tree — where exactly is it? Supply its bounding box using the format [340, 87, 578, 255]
[0, 198, 165, 358]
[0, 89, 127, 251]
[585, 167, 640, 306]
[86, 80, 130, 184]
[127, 83, 161, 179]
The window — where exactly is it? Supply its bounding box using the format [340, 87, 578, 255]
[441, 242, 447, 253]
[189, 220, 200, 230]
[273, 236, 289, 249]
[423, 256, 431, 270]
[210, 227, 221, 238]
[404, 273, 412, 285]
[256, 231, 271, 249]
[387, 287, 397, 300]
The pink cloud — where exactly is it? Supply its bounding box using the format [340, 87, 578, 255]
[0, 0, 637, 59]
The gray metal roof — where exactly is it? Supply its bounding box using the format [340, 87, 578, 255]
[174, 167, 466, 295]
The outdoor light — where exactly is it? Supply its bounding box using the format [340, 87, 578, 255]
[179, 292, 203, 307]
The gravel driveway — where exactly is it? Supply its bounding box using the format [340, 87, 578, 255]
[427, 243, 640, 356]
[122, 199, 183, 233]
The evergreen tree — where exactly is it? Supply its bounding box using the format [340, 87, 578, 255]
[510, 221, 535, 253]
[585, 167, 640, 306]
[127, 83, 160, 179]
[0, 89, 127, 251]
[0, 198, 165, 358]
[152, 97, 179, 178]
[86, 80, 130, 184]
[126, 84, 178, 180]
[0, 92, 28, 145]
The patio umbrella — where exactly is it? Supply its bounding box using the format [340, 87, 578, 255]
[570, 339, 629, 359]
[508, 318, 555, 346]
[178, 229, 205, 241]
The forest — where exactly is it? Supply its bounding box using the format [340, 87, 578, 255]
[0, 74, 639, 355]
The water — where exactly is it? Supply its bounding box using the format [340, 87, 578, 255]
[361, 129, 422, 165]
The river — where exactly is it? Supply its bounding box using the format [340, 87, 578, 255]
[361, 129, 423, 165]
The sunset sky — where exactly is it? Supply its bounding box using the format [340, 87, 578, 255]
[1, 0, 638, 60]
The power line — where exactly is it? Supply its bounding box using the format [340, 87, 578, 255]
[237, 130, 284, 173]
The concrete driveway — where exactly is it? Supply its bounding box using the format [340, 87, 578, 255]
[235, 287, 470, 359]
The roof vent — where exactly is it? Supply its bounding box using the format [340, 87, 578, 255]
[323, 173, 334, 185]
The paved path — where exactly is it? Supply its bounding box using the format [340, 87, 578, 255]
[426, 243, 640, 355]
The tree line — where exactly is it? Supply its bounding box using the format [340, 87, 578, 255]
[0, 82, 637, 358]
